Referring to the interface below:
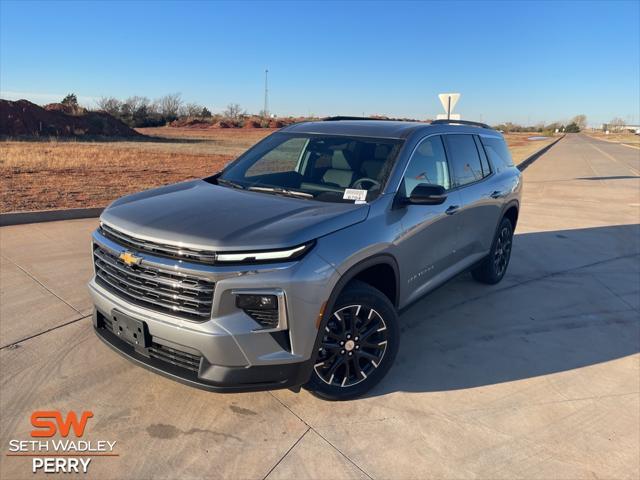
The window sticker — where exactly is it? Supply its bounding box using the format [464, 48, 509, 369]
[343, 189, 368, 202]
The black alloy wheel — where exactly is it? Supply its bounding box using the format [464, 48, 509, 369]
[493, 224, 513, 278]
[306, 280, 399, 400]
[471, 217, 514, 284]
[314, 304, 389, 388]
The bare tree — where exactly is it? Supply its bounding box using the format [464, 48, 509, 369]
[609, 117, 626, 131]
[125, 96, 150, 112]
[97, 96, 122, 116]
[571, 114, 587, 129]
[149, 98, 161, 115]
[157, 93, 183, 119]
[223, 103, 244, 120]
[183, 103, 204, 117]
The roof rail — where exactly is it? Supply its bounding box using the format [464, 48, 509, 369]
[323, 116, 427, 123]
[323, 116, 385, 121]
[430, 119, 492, 129]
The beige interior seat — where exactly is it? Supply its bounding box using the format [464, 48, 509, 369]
[321, 150, 355, 187]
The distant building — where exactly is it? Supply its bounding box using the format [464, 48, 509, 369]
[601, 123, 640, 133]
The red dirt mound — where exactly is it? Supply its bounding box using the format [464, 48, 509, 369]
[169, 118, 212, 128]
[243, 118, 262, 128]
[212, 120, 234, 128]
[0, 99, 141, 138]
[43, 102, 87, 115]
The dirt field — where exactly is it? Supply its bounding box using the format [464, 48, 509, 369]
[1, 129, 555, 213]
[502, 132, 557, 162]
[584, 130, 640, 147]
[1, 129, 274, 212]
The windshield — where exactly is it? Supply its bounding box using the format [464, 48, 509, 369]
[216, 133, 403, 203]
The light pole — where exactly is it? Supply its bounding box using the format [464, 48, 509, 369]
[263, 69, 269, 118]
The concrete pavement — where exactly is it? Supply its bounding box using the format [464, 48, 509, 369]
[1, 133, 638, 479]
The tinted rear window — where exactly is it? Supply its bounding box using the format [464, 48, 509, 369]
[444, 134, 484, 187]
[480, 136, 514, 173]
[474, 135, 492, 177]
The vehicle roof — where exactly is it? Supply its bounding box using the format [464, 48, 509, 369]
[281, 119, 499, 140]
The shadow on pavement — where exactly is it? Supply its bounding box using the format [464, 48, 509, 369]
[367, 224, 640, 397]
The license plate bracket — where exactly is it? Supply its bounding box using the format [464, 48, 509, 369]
[112, 311, 150, 348]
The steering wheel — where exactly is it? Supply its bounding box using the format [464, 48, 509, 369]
[351, 177, 380, 190]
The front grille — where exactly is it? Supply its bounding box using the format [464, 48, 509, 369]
[148, 344, 201, 372]
[93, 245, 214, 321]
[102, 315, 201, 372]
[99, 223, 217, 264]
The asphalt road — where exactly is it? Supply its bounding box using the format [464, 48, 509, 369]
[1, 133, 638, 479]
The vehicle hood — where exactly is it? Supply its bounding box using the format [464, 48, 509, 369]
[100, 180, 369, 251]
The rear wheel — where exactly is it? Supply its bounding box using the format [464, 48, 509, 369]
[472, 217, 514, 284]
[305, 281, 399, 400]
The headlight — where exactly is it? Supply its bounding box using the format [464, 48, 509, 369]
[215, 241, 314, 264]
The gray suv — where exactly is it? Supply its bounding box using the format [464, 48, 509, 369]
[89, 118, 521, 400]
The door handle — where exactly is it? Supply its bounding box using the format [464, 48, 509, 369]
[490, 190, 504, 199]
[445, 205, 460, 215]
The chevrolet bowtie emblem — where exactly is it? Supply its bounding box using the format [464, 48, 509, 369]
[119, 251, 142, 266]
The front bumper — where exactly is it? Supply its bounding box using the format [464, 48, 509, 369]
[93, 309, 311, 392]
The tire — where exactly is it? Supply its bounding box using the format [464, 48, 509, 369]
[471, 217, 514, 284]
[304, 280, 399, 401]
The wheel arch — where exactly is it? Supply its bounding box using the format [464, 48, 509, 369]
[335, 254, 400, 308]
[501, 200, 519, 229]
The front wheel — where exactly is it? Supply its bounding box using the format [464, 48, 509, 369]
[472, 217, 514, 284]
[305, 280, 399, 401]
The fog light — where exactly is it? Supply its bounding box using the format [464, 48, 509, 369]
[236, 294, 278, 310]
[236, 294, 280, 329]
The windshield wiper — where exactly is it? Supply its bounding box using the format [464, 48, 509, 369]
[217, 178, 245, 190]
[248, 186, 314, 199]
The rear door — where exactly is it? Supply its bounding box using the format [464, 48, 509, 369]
[443, 134, 502, 262]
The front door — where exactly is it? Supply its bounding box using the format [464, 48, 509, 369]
[395, 135, 462, 304]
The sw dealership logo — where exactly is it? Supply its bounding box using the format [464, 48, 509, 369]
[6, 411, 117, 474]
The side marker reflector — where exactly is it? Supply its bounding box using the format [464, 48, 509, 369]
[316, 301, 328, 329]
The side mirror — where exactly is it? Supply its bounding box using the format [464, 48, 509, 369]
[404, 183, 447, 205]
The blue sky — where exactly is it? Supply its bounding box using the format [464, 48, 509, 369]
[1, 0, 638, 126]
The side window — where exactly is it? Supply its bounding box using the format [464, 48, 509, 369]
[402, 136, 450, 196]
[444, 134, 484, 187]
[474, 135, 492, 177]
[480, 136, 514, 173]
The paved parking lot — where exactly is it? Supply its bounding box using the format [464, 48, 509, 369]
[1, 134, 638, 479]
